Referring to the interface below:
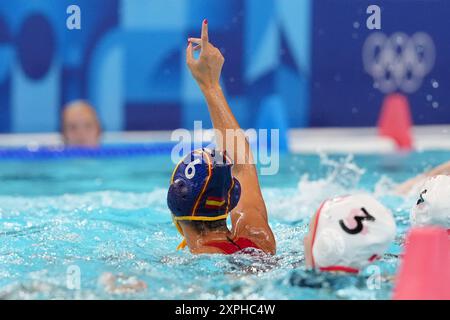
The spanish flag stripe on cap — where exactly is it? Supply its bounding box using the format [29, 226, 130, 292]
[207, 196, 225, 202]
[205, 197, 226, 209]
[206, 199, 225, 206]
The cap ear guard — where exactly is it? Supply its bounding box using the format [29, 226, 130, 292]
[312, 228, 346, 267]
[167, 178, 194, 217]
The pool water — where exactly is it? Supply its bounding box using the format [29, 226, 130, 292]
[0, 151, 447, 299]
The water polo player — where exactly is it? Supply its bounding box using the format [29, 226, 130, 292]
[61, 100, 101, 147]
[396, 161, 450, 230]
[411, 175, 450, 232]
[166, 20, 276, 255]
[303, 194, 396, 273]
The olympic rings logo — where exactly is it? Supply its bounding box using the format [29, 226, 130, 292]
[362, 32, 436, 94]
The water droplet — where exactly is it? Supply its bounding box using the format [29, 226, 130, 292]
[432, 101, 439, 109]
[353, 22, 360, 29]
[431, 79, 439, 88]
[426, 94, 433, 101]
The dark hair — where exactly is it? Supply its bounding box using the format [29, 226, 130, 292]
[181, 219, 228, 234]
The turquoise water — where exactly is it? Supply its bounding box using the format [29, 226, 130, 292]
[0, 151, 447, 299]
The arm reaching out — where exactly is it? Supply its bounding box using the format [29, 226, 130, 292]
[396, 160, 450, 195]
[186, 20, 276, 254]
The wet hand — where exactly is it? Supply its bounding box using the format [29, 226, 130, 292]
[186, 19, 224, 90]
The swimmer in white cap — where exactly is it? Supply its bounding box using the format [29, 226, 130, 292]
[396, 161, 450, 231]
[303, 194, 397, 273]
[411, 175, 450, 231]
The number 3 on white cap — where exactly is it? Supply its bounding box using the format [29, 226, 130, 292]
[185, 158, 201, 179]
[339, 208, 376, 235]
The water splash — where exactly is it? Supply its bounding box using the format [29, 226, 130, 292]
[265, 154, 365, 222]
[2, 151, 441, 300]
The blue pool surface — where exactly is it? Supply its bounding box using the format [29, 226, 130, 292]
[0, 150, 447, 299]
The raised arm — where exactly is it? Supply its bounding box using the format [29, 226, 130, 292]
[186, 20, 275, 253]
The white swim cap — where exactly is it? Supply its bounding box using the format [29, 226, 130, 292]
[311, 194, 396, 273]
[411, 175, 450, 229]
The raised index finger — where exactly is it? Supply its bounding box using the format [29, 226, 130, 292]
[201, 19, 209, 46]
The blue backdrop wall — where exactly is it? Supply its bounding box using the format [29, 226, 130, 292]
[311, 0, 450, 127]
[0, 0, 311, 133]
[0, 0, 448, 133]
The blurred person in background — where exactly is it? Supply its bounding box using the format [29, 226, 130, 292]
[61, 100, 101, 147]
